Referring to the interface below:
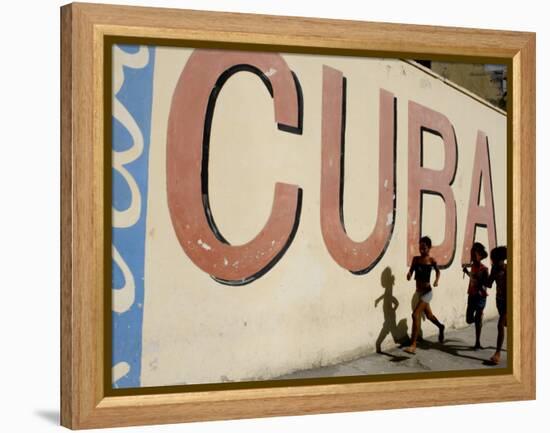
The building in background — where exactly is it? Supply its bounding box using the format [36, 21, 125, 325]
[416, 61, 507, 110]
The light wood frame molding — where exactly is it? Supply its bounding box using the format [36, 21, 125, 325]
[60, 2, 535, 429]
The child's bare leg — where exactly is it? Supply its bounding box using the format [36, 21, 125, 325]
[425, 304, 445, 343]
[405, 302, 425, 353]
[491, 313, 507, 364]
[474, 309, 484, 349]
[496, 313, 506, 351]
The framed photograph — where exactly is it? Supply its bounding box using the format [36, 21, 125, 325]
[60, 2, 535, 429]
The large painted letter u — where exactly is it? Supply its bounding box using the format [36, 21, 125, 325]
[320, 66, 397, 274]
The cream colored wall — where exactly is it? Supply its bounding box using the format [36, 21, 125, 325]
[141, 48, 506, 386]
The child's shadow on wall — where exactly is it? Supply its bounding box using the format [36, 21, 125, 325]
[374, 267, 409, 361]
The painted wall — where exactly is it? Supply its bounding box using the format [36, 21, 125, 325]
[112, 46, 506, 387]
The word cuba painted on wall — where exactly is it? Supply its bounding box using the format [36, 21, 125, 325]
[166, 50, 497, 285]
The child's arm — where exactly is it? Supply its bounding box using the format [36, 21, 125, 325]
[392, 296, 399, 309]
[432, 258, 440, 287]
[481, 267, 491, 290]
[407, 257, 416, 281]
[486, 266, 496, 288]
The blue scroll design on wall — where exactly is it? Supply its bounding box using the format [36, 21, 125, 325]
[111, 44, 155, 388]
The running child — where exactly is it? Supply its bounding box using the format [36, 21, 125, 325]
[404, 236, 445, 354]
[462, 242, 489, 350]
[487, 246, 507, 365]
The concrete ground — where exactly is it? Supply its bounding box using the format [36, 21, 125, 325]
[275, 318, 507, 380]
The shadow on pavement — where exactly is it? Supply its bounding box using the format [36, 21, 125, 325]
[377, 351, 410, 363]
[416, 338, 506, 364]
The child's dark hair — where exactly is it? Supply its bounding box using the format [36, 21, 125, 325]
[490, 246, 507, 262]
[419, 236, 432, 248]
[471, 242, 488, 260]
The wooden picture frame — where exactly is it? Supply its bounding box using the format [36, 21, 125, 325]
[60, 2, 535, 429]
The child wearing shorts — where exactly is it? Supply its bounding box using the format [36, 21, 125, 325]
[404, 236, 445, 354]
[462, 242, 489, 350]
[487, 246, 507, 364]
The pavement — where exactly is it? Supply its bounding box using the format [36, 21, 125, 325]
[275, 318, 507, 380]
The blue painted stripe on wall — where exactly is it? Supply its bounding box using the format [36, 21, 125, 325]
[112, 44, 155, 388]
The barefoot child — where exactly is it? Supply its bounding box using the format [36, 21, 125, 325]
[404, 236, 445, 354]
[462, 242, 489, 350]
[487, 246, 507, 364]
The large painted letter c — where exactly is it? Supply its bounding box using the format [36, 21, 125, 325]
[167, 50, 303, 285]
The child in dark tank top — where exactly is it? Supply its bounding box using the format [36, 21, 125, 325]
[462, 242, 489, 350]
[404, 236, 445, 354]
[487, 246, 507, 364]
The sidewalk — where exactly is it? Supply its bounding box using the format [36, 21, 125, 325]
[276, 318, 507, 380]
